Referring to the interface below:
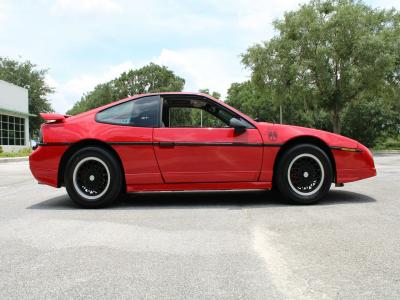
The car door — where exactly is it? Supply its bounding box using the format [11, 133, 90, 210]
[153, 95, 263, 183]
[94, 95, 164, 185]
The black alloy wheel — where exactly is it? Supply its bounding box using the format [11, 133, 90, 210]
[65, 147, 122, 208]
[275, 144, 333, 204]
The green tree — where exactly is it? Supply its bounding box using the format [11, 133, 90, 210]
[67, 63, 185, 115]
[199, 88, 221, 100]
[226, 81, 275, 121]
[341, 97, 396, 147]
[0, 57, 53, 136]
[242, 0, 400, 142]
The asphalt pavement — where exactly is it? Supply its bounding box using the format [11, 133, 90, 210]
[0, 154, 399, 299]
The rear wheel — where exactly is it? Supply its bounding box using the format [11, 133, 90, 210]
[64, 147, 122, 208]
[275, 144, 333, 204]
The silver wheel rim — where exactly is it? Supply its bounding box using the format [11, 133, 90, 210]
[72, 157, 111, 200]
[287, 153, 325, 196]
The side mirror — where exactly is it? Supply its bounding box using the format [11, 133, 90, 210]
[229, 118, 247, 134]
[31, 139, 38, 150]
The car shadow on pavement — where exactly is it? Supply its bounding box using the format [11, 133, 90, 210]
[27, 189, 376, 210]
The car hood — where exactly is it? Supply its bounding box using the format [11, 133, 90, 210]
[256, 122, 359, 149]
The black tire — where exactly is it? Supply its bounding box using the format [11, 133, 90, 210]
[275, 144, 333, 204]
[64, 147, 122, 208]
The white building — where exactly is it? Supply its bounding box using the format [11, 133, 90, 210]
[0, 80, 33, 152]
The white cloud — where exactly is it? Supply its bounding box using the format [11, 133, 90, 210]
[51, 0, 123, 14]
[0, 1, 10, 26]
[47, 61, 135, 113]
[4, 0, 396, 115]
[372, 0, 400, 9]
[193, 0, 306, 44]
[48, 48, 250, 113]
[155, 48, 249, 99]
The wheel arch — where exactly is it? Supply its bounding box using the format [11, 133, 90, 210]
[57, 139, 126, 190]
[273, 135, 336, 184]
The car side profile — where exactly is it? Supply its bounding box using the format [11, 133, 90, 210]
[29, 92, 376, 208]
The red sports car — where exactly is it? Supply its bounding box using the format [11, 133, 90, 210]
[29, 92, 376, 208]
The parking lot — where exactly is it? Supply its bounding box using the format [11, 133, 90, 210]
[0, 154, 399, 299]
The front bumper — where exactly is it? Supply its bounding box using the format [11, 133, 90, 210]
[332, 143, 376, 184]
[336, 167, 377, 184]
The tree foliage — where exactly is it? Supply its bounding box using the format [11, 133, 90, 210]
[198, 88, 221, 100]
[0, 57, 53, 136]
[235, 0, 400, 146]
[67, 63, 185, 115]
[227, 81, 277, 122]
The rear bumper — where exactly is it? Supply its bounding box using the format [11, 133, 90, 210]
[29, 167, 59, 187]
[29, 145, 68, 187]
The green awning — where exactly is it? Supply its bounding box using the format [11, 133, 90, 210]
[0, 107, 36, 118]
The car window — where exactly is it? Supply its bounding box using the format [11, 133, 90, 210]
[169, 107, 227, 128]
[96, 96, 160, 127]
[96, 100, 134, 125]
[163, 97, 253, 129]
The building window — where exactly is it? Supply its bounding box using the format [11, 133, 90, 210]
[0, 114, 25, 146]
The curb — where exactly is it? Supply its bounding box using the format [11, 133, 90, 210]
[0, 157, 29, 163]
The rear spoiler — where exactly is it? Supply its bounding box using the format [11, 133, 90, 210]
[40, 113, 71, 123]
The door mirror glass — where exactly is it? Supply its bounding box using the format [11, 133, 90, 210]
[229, 118, 247, 134]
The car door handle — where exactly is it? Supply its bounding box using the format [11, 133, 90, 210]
[158, 142, 175, 148]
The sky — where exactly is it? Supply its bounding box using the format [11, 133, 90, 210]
[1, 0, 399, 113]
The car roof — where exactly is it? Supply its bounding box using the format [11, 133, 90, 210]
[67, 92, 215, 119]
[127, 91, 211, 100]
[97, 92, 221, 110]
[68, 92, 257, 127]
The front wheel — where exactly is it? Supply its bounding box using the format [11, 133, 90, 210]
[275, 144, 333, 204]
[64, 147, 122, 208]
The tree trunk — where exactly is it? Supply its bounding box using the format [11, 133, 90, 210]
[332, 60, 342, 134]
[331, 106, 341, 134]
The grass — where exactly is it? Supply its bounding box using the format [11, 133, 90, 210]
[373, 136, 400, 151]
[0, 147, 32, 158]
